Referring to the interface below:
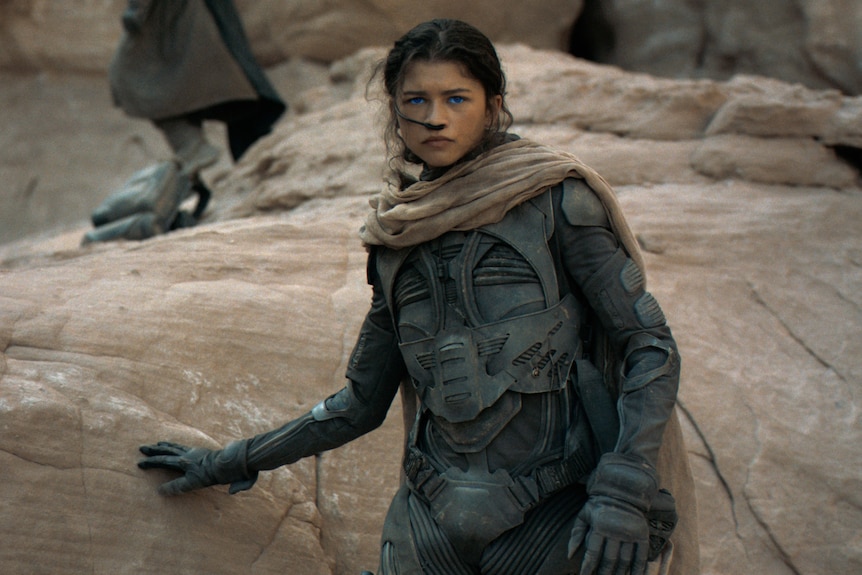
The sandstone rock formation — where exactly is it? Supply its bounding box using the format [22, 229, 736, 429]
[2, 0, 860, 97]
[583, 0, 862, 95]
[1, 40, 861, 575]
[0, 0, 583, 72]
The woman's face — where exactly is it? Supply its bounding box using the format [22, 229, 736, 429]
[397, 60, 502, 168]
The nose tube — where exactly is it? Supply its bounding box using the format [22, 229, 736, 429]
[395, 106, 445, 131]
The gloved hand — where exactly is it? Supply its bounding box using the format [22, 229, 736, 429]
[568, 453, 657, 575]
[138, 440, 258, 496]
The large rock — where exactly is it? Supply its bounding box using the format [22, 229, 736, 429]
[1, 42, 861, 574]
[0, 0, 583, 72]
[0, 206, 388, 575]
[632, 181, 862, 575]
[598, 0, 862, 95]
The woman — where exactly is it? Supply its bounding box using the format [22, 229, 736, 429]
[139, 19, 689, 575]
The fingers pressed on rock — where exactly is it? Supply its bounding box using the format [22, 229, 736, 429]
[158, 476, 196, 496]
[137, 454, 185, 471]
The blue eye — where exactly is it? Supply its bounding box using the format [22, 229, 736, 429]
[407, 97, 425, 105]
[449, 96, 465, 104]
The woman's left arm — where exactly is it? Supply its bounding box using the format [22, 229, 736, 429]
[553, 180, 680, 468]
[554, 180, 680, 574]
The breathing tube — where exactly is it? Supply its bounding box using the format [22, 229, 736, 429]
[394, 106, 445, 131]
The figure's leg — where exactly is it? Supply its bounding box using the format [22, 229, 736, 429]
[480, 485, 587, 575]
[153, 116, 220, 176]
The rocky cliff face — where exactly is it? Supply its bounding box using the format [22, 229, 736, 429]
[572, 0, 862, 95]
[0, 0, 583, 71]
[1, 16, 861, 575]
[1, 0, 860, 95]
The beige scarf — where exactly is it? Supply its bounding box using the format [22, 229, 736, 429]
[360, 138, 644, 274]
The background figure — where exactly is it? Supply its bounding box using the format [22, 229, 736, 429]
[84, 0, 286, 244]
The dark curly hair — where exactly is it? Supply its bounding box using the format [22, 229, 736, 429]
[371, 19, 514, 173]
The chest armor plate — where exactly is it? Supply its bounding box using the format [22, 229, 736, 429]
[377, 194, 582, 423]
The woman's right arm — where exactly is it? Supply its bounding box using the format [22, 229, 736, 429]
[245, 259, 407, 471]
[139, 254, 407, 494]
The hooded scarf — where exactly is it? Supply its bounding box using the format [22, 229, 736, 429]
[359, 137, 645, 274]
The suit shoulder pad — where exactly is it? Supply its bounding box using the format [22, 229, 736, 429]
[560, 177, 610, 228]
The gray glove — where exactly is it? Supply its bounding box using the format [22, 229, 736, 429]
[138, 440, 258, 496]
[568, 453, 657, 575]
